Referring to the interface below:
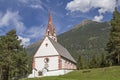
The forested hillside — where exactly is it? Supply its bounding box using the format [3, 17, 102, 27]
[58, 20, 110, 59]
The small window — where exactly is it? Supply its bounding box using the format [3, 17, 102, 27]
[45, 43, 48, 47]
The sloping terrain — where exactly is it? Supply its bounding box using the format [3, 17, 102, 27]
[22, 66, 120, 80]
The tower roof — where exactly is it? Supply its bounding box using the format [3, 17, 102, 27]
[46, 10, 55, 36]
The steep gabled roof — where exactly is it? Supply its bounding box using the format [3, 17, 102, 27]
[48, 37, 76, 63]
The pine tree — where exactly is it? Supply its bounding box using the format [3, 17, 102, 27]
[106, 7, 120, 65]
[89, 54, 100, 68]
[77, 55, 83, 70]
[100, 53, 107, 67]
[0, 30, 29, 80]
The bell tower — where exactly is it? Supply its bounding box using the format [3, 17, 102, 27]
[45, 10, 57, 42]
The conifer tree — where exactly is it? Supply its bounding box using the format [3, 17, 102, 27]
[100, 53, 107, 67]
[0, 30, 29, 80]
[106, 7, 120, 65]
[77, 55, 83, 70]
[89, 55, 98, 68]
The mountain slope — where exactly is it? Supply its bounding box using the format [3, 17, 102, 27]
[57, 20, 110, 59]
[26, 20, 111, 60]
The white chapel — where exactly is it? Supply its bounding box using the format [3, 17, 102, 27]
[28, 10, 76, 78]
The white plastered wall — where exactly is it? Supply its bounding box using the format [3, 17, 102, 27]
[34, 37, 59, 57]
[61, 58, 65, 69]
[34, 56, 59, 71]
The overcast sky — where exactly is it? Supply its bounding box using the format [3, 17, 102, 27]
[0, 0, 120, 46]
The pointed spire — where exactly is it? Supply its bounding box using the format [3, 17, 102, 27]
[46, 9, 54, 35]
[45, 9, 57, 42]
[48, 9, 53, 25]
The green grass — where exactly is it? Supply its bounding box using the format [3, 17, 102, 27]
[22, 66, 120, 80]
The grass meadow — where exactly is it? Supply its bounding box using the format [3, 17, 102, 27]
[21, 66, 120, 80]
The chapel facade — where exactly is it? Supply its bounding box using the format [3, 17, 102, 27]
[28, 10, 76, 78]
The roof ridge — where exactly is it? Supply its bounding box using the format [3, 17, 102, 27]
[48, 37, 76, 63]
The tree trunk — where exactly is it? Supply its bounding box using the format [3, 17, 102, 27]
[3, 66, 9, 80]
[0, 67, 2, 80]
[118, 53, 120, 64]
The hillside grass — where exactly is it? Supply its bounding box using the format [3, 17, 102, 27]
[22, 66, 120, 80]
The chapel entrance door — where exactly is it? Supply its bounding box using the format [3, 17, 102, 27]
[38, 71, 42, 76]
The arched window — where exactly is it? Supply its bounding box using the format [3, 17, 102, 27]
[48, 31, 49, 35]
